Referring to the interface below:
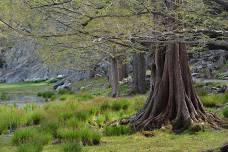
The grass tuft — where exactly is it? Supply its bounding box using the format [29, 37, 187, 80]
[104, 125, 132, 136]
[63, 142, 81, 152]
[223, 107, 228, 118]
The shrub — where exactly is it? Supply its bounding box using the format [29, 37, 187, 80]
[80, 128, 101, 145]
[17, 143, 43, 152]
[104, 125, 132, 136]
[223, 107, 228, 118]
[57, 128, 80, 142]
[12, 128, 52, 146]
[63, 143, 81, 152]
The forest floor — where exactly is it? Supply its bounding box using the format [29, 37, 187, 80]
[0, 78, 227, 152]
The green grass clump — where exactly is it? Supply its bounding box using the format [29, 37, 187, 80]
[80, 128, 101, 146]
[27, 112, 44, 125]
[40, 120, 59, 138]
[63, 143, 81, 152]
[223, 107, 228, 118]
[12, 128, 52, 146]
[17, 142, 43, 152]
[74, 93, 94, 101]
[58, 89, 74, 95]
[100, 102, 112, 112]
[200, 94, 226, 107]
[0, 106, 26, 134]
[75, 111, 91, 122]
[37, 91, 55, 100]
[66, 118, 84, 129]
[111, 101, 130, 111]
[57, 128, 80, 142]
[104, 125, 132, 136]
[59, 112, 74, 121]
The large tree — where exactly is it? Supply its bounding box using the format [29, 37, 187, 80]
[121, 0, 228, 132]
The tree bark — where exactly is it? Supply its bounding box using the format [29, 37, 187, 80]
[125, 42, 222, 132]
[117, 57, 127, 81]
[132, 53, 147, 94]
[110, 57, 118, 97]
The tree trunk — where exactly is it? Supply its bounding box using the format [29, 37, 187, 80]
[110, 57, 118, 97]
[117, 57, 127, 81]
[126, 42, 222, 132]
[132, 53, 147, 94]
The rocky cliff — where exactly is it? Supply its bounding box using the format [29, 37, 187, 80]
[0, 38, 90, 83]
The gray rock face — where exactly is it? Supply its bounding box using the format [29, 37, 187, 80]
[0, 38, 90, 83]
[189, 49, 228, 79]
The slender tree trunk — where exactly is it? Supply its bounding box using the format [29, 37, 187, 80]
[124, 42, 222, 132]
[117, 57, 127, 81]
[132, 53, 146, 94]
[110, 57, 118, 97]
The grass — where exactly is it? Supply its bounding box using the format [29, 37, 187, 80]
[223, 107, 228, 118]
[104, 125, 132, 136]
[0, 82, 51, 95]
[62, 143, 81, 152]
[200, 93, 228, 107]
[0, 79, 228, 152]
[12, 127, 52, 146]
[17, 142, 43, 152]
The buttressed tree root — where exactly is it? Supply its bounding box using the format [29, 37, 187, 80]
[121, 42, 227, 133]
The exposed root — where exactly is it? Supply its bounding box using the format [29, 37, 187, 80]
[120, 42, 226, 132]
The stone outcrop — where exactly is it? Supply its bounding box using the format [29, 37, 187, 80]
[0, 38, 91, 83]
[190, 49, 228, 79]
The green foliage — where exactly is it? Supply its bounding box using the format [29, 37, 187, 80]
[80, 128, 101, 146]
[37, 91, 55, 100]
[104, 125, 132, 136]
[17, 143, 43, 152]
[100, 99, 130, 112]
[0, 106, 26, 134]
[63, 143, 82, 152]
[223, 107, 228, 118]
[200, 94, 227, 107]
[59, 112, 74, 121]
[12, 128, 52, 146]
[100, 102, 112, 112]
[66, 118, 84, 129]
[0, 92, 10, 100]
[27, 111, 44, 125]
[40, 120, 59, 138]
[58, 89, 74, 95]
[57, 128, 80, 143]
[75, 111, 91, 122]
